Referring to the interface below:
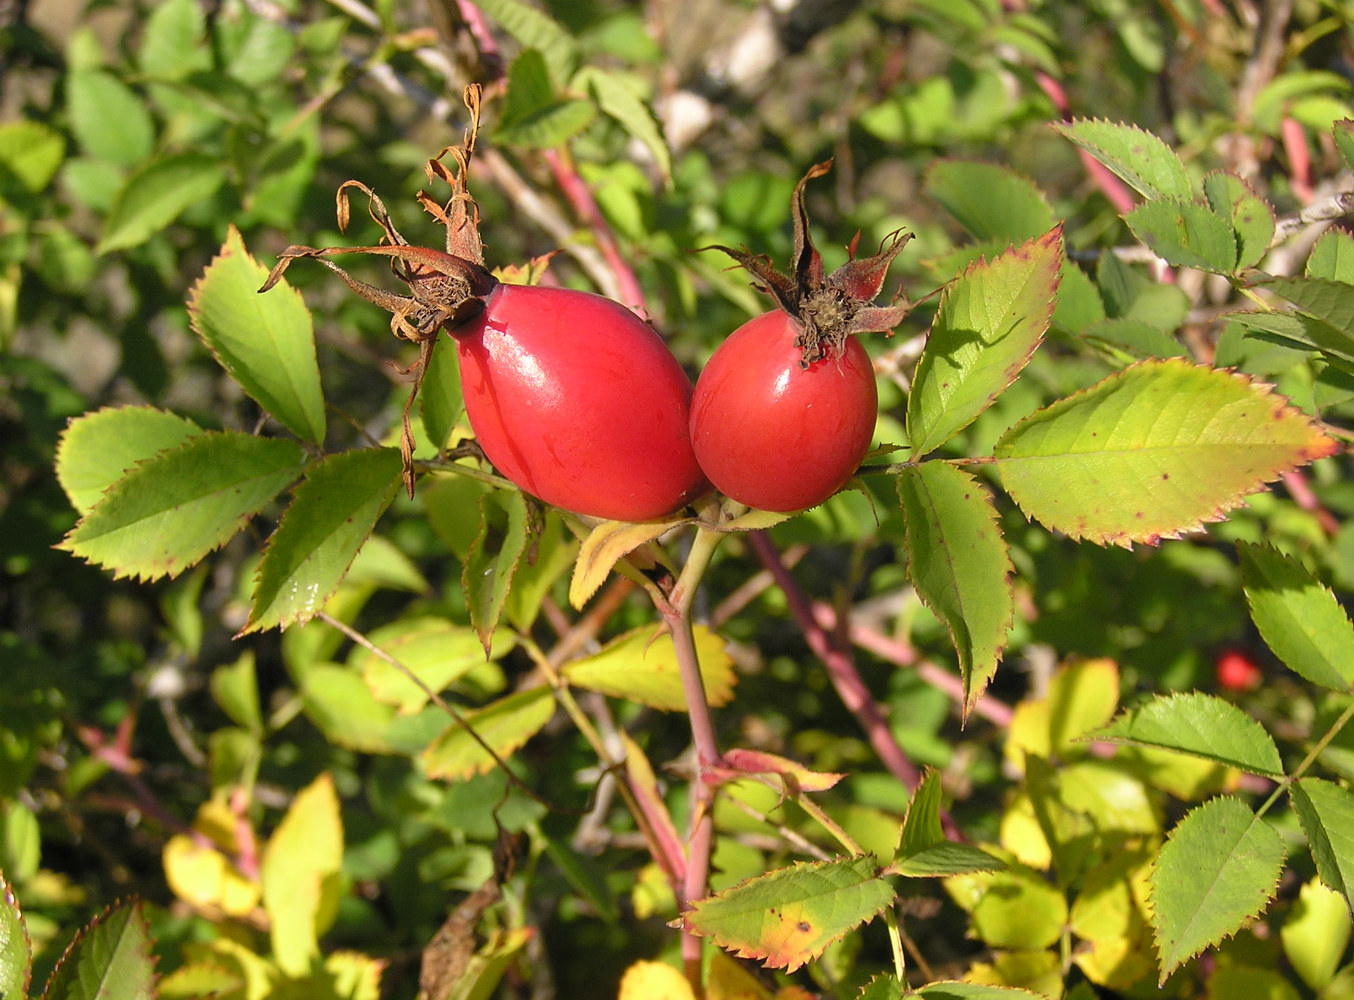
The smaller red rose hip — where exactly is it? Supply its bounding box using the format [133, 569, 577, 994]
[689, 161, 912, 512]
[1216, 649, 1262, 691]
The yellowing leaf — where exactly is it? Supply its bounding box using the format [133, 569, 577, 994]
[422, 687, 556, 782]
[260, 772, 344, 977]
[569, 517, 688, 608]
[617, 959, 695, 1000]
[995, 359, 1338, 547]
[163, 836, 260, 917]
[563, 625, 736, 711]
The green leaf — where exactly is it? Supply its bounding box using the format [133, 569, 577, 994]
[1053, 119, 1192, 201]
[897, 463, 1013, 714]
[97, 152, 227, 254]
[0, 120, 65, 197]
[137, 0, 211, 81]
[1092, 691, 1284, 777]
[908, 225, 1062, 453]
[682, 856, 896, 972]
[245, 447, 403, 633]
[358, 617, 515, 713]
[472, 0, 579, 85]
[298, 663, 397, 754]
[191, 227, 326, 444]
[569, 516, 691, 608]
[1257, 275, 1354, 355]
[948, 863, 1068, 949]
[260, 773, 343, 978]
[576, 67, 672, 180]
[463, 491, 529, 650]
[1124, 198, 1238, 274]
[66, 70, 155, 167]
[542, 834, 619, 922]
[422, 686, 555, 781]
[563, 625, 737, 711]
[894, 775, 1005, 877]
[994, 358, 1338, 547]
[1150, 795, 1286, 982]
[419, 339, 463, 453]
[55, 406, 203, 515]
[43, 899, 155, 1000]
[914, 984, 1047, 999]
[1202, 172, 1275, 271]
[1280, 878, 1351, 991]
[0, 870, 31, 1000]
[1291, 777, 1354, 914]
[1335, 120, 1354, 173]
[496, 47, 596, 153]
[1306, 229, 1354, 283]
[1240, 542, 1354, 691]
[1227, 309, 1354, 373]
[923, 160, 1056, 243]
[59, 432, 308, 582]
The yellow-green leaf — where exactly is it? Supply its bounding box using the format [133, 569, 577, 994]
[563, 625, 736, 711]
[422, 687, 555, 782]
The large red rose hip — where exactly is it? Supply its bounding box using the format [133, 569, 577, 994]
[689, 310, 877, 512]
[689, 161, 911, 512]
[451, 282, 707, 521]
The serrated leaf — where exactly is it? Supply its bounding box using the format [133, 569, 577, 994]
[1335, 120, 1354, 173]
[1053, 119, 1192, 201]
[192, 227, 326, 444]
[908, 225, 1062, 454]
[914, 982, 1048, 998]
[569, 516, 689, 608]
[994, 359, 1338, 547]
[1306, 230, 1354, 283]
[97, 152, 227, 254]
[1125, 198, 1238, 273]
[1202, 173, 1275, 270]
[0, 870, 31, 1000]
[1093, 691, 1284, 776]
[1258, 274, 1354, 352]
[357, 617, 515, 713]
[55, 406, 203, 515]
[244, 448, 403, 633]
[1150, 795, 1286, 982]
[897, 463, 1013, 715]
[1240, 542, 1354, 691]
[894, 774, 1004, 876]
[421, 686, 555, 781]
[923, 160, 1056, 243]
[42, 900, 155, 1000]
[564, 624, 735, 711]
[1227, 309, 1354, 372]
[473, 0, 579, 86]
[576, 67, 671, 180]
[682, 856, 895, 972]
[463, 491, 529, 650]
[260, 773, 343, 978]
[1291, 777, 1354, 915]
[497, 98, 596, 150]
[59, 432, 308, 582]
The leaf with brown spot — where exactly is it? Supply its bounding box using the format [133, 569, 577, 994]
[680, 856, 895, 972]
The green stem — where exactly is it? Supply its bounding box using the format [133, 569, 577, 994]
[1258, 697, 1354, 817]
[884, 907, 906, 984]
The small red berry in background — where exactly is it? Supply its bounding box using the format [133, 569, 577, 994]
[1216, 649, 1263, 691]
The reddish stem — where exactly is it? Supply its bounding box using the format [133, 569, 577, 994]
[747, 531, 922, 791]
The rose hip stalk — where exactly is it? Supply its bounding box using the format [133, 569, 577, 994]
[261, 88, 706, 521]
[688, 161, 912, 512]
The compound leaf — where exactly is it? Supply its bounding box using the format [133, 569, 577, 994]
[1053, 119, 1192, 201]
[682, 856, 895, 972]
[994, 359, 1337, 547]
[1150, 795, 1286, 982]
[98, 151, 226, 253]
[1125, 198, 1238, 274]
[59, 432, 307, 582]
[55, 405, 202, 515]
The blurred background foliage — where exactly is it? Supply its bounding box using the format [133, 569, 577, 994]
[3, 0, 1354, 997]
